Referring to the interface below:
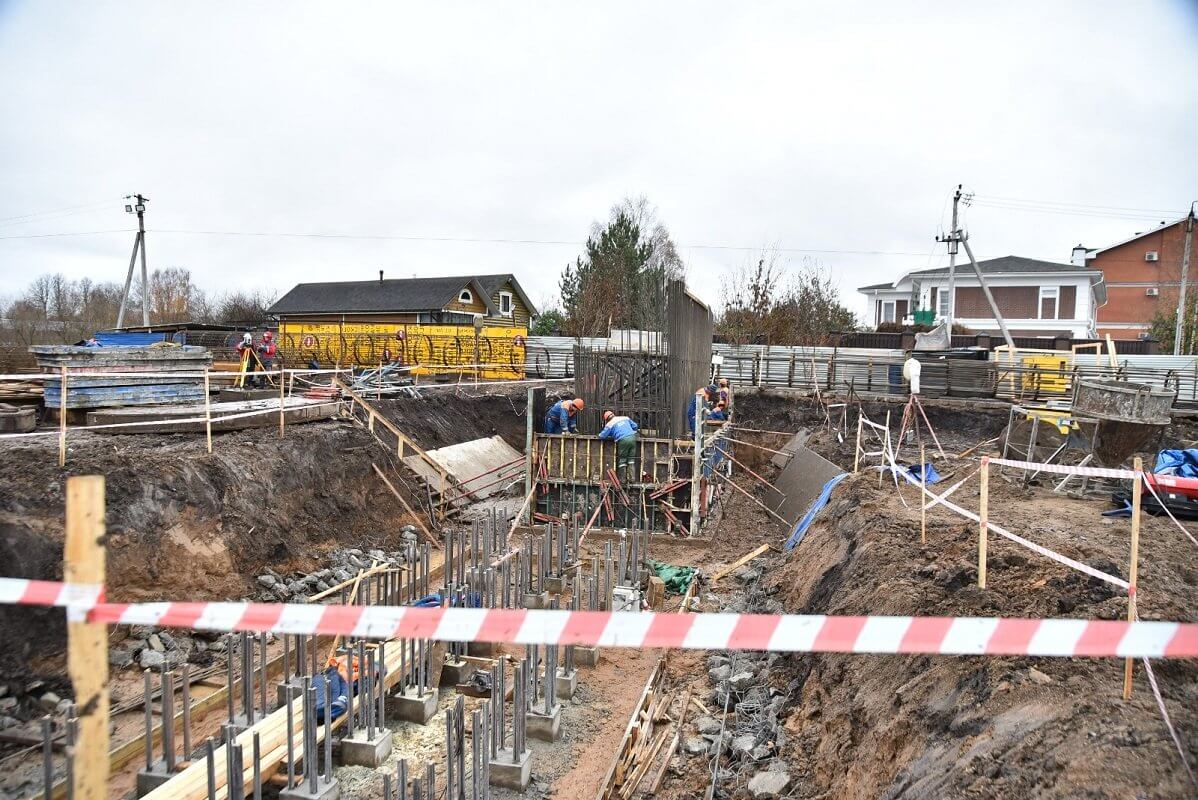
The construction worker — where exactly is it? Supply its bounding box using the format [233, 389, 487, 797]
[544, 397, 584, 434]
[257, 331, 278, 388]
[717, 377, 734, 416]
[236, 333, 257, 387]
[686, 384, 718, 435]
[599, 410, 639, 483]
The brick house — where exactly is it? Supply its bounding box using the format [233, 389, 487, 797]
[1074, 216, 1196, 340]
[858, 256, 1105, 338]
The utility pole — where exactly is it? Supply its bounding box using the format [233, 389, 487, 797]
[1173, 203, 1196, 356]
[945, 184, 961, 330]
[115, 194, 150, 328]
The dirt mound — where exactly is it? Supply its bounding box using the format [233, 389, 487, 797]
[0, 419, 422, 680]
[762, 470, 1198, 798]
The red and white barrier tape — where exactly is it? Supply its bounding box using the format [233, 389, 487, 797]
[1, 578, 1194, 658]
[986, 457, 1137, 480]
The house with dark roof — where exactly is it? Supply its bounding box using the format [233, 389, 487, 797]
[269, 273, 537, 328]
[267, 273, 538, 374]
[857, 256, 1106, 338]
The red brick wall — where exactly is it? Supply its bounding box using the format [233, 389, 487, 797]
[1094, 219, 1193, 331]
[955, 286, 1039, 318]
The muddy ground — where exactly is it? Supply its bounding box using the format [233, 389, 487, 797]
[647, 394, 1198, 799]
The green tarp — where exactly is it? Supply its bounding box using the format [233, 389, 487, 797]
[647, 559, 695, 595]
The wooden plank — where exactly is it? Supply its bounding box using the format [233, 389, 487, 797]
[65, 475, 108, 800]
[371, 463, 438, 547]
[710, 543, 770, 584]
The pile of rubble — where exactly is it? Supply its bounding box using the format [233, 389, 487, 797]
[253, 530, 420, 602]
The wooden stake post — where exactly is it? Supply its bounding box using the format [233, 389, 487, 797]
[853, 413, 863, 474]
[978, 457, 989, 588]
[65, 476, 108, 800]
[203, 369, 212, 454]
[58, 365, 67, 467]
[1124, 456, 1142, 700]
[920, 443, 927, 545]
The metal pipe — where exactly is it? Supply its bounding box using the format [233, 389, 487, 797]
[323, 673, 333, 781]
[162, 668, 175, 771]
[285, 686, 296, 789]
[181, 664, 192, 759]
[306, 682, 318, 794]
[252, 732, 262, 800]
[205, 739, 217, 800]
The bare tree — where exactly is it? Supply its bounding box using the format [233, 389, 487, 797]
[716, 254, 858, 345]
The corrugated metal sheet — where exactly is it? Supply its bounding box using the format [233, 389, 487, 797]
[91, 331, 170, 346]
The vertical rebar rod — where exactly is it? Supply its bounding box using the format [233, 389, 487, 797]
[397, 758, 408, 800]
[513, 663, 525, 760]
[455, 696, 466, 800]
[252, 732, 262, 800]
[259, 633, 268, 713]
[162, 668, 175, 771]
[41, 716, 53, 800]
[323, 674, 333, 781]
[445, 703, 455, 800]
[205, 739, 217, 800]
[296, 634, 306, 678]
[366, 647, 377, 740]
[143, 670, 154, 770]
[65, 707, 76, 800]
[306, 682, 318, 794]
[285, 686, 296, 789]
[242, 631, 253, 725]
[180, 664, 192, 759]
[377, 640, 388, 726]
[345, 648, 355, 738]
[426, 763, 435, 800]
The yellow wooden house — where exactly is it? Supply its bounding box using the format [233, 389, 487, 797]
[268, 273, 537, 377]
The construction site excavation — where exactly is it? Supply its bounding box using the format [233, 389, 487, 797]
[2, 278, 1197, 800]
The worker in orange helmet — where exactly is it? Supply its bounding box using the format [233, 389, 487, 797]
[544, 396, 585, 434]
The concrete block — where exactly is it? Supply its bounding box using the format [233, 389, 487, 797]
[612, 586, 641, 613]
[136, 766, 173, 797]
[440, 658, 475, 688]
[467, 641, 496, 658]
[574, 646, 600, 668]
[527, 703, 562, 742]
[387, 688, 437, 724]
[340, 729, 393, 768]
[489, 748, 532, 791]
[523, 591, 549, 609]
[544, 576, 565, 594]
[280, 777, 341, 800]
[278, 679, 305, 708]
[555, 668, 578, 700]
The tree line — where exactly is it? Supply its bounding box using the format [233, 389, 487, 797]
[538, 195, 860, 345]
[0, 267, 275, 347]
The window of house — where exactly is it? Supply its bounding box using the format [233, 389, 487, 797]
[1039, 286, 1059, 320]
[459, 288, 473, 304]
[880, 300, 896, 324]
[499, 291, 513, 316]
[937, 287, 950, 318]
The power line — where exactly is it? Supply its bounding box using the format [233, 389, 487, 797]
[972, 194, 1184, 215]
[967, 200, 1173, 223]
[0, 199, 122, 228]
[0, 229, 134, 240]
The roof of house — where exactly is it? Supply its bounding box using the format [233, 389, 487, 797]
[857, 256, 1100, 292]
[268, 273, 537, 317]
[1087, 216, 1190, 257]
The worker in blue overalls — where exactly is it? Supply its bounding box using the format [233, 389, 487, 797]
[599, 410, 640, 483]
[686, 384, 718, 435]
[543, 397, 585, 434]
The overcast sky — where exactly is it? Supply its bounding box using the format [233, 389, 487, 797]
[1, 1, 1196, 319]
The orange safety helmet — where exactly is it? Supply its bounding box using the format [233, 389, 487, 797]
[603, 410, 614, 422]
[571, 398, 585, 411]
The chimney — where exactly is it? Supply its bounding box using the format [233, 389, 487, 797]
[1071, 245, 1089, 267]
[379, 269, 384, 284]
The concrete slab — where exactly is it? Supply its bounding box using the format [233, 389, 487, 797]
[555, 668, 578, 700]
[523, 591, 549, 609]
[340, 729, 393, 767]
[136, 766, 173, 796]
[440, 658, 475, 687]
[86, 397, 340, 434]
[770, 429, 811, 469]
[280, 778, 341, 800]
[402, 435, 524, 500]
[771, 443, 843, 524]
[489, 748, 532, 791]
[574, 647, 600, 668]
[527, 703, 562, 742]
[387, 688, 437, 724]
[217, 387, 277, 402]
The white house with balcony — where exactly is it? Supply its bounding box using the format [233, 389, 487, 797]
[857, 256, 1106, 338]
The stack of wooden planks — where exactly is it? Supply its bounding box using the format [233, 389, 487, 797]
[31, 345, 212, 409]
[597, 658, 690, 800]
[0, 379, 43, 402]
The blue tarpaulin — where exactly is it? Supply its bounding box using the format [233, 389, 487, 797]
[906, 463, 940, 484]
[784, 472, 849, 551]
[1154, 449, 1198, 478]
